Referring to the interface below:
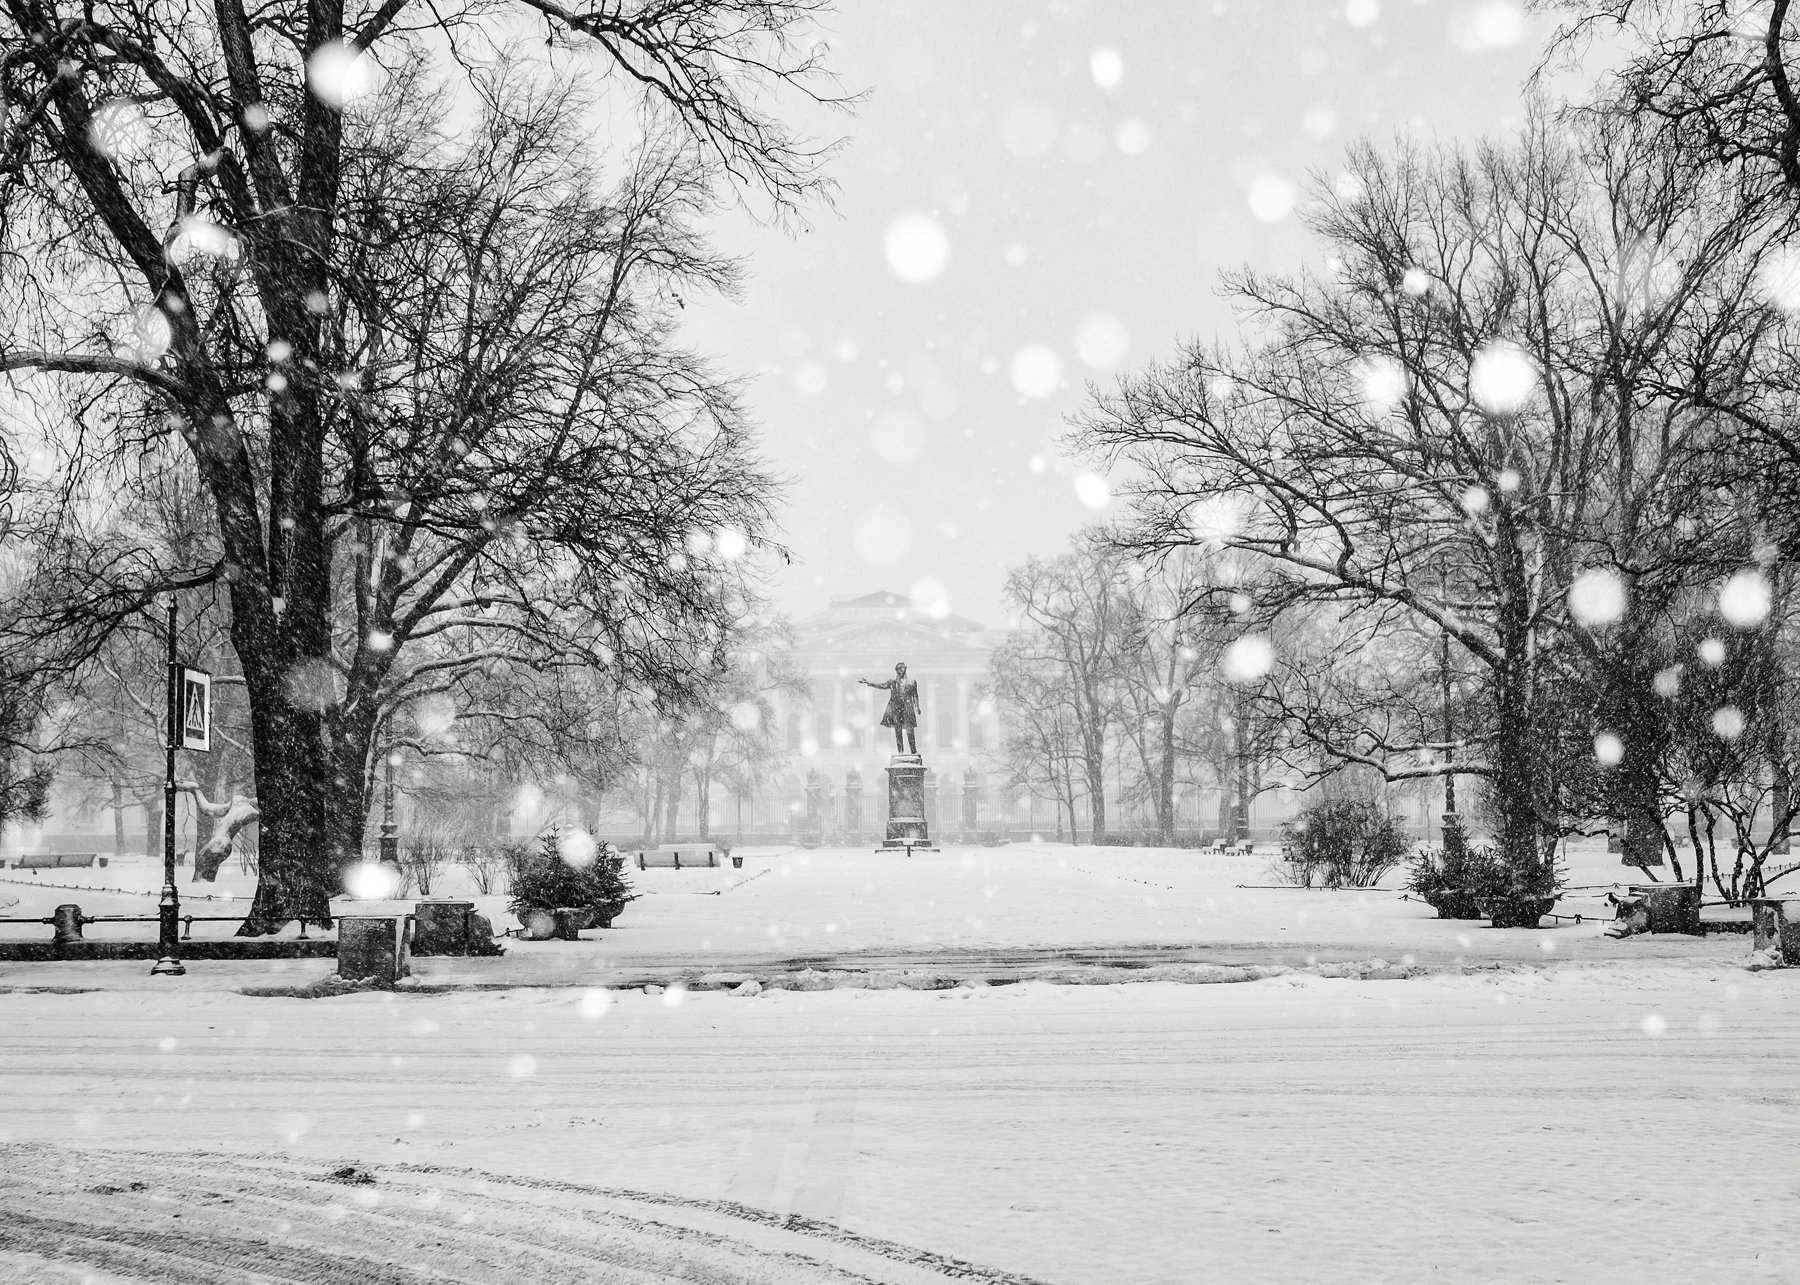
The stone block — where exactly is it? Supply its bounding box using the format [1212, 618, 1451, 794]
[411, 899, 475, 955]
[337, 915, 413, 983]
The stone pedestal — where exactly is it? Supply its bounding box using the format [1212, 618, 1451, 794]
[881, 755, 936, 851]
[1629, 883, 1701, 935]
[412, 899, 503, 956]
[337, 915, 413, 983]
[412, 899, 473, 955]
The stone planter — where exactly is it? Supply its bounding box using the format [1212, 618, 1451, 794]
[1419, 888, 1486, 920]
[412, 899, 478, 955]
[1481, 895, 1558, 929]
[1631, 884, 1702, 935]
[516, 901, 623, 937]
[583, 900, 624, 930]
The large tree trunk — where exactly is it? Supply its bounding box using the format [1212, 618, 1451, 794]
[1081, 716, 1107, 844]
[236, 700, 336, 933]
[233, 588, 340, 933]
[693, 766, 712, 839]
[111, 779, 128, 858]
[321, 714, 380, 883]
[1491, 661, 1553, 894]
[663, 775, 684, 840]
[141, 791, 162, 860]
[1153, 708, 1177, 843]
[1618, 724, 1667, 871]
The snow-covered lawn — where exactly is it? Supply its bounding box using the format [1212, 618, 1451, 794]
[2, 963, 1796, 1283]
[0, 838, 1753, 974]
[2, 839, 1788, 1282]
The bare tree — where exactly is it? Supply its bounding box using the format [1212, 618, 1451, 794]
[0, 14, 835, 930]
[1001, 538, 1129, 844]
[987, 637, 1088, 841]
[1109, 547, 1235, 843]
[1074, 117, 1784, 893]
[687, 620, 805, 840]
[1553, 1, 1800, 199]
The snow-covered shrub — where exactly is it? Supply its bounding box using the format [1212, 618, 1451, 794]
[399, 834, 451, 896]
[459, 845, 506, 895]
[1281, 799, 1411, 888]
[1405, 843, 1508, 918]
[506, 831, 633, 926]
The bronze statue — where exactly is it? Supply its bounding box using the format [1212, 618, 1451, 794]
[860, 661, 921, 755]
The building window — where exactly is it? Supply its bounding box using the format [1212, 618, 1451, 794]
[787, 707, 802, 750]
[969, 714, 987, 751]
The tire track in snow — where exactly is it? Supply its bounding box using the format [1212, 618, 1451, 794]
[0, 1144, 1056, 1285]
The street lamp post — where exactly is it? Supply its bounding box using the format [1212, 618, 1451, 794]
[379, 744, 400, 867]
[152, 597, 184, 976]
[1439, 628, 1464, 855]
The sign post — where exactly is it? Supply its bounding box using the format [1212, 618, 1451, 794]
[152, 598, 186, 977]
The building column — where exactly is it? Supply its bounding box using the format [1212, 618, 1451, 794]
[955, 674, 970, 750]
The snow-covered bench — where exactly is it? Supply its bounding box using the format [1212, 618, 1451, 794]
[11, 852, 103, 870]
[635, 846, 720, 870]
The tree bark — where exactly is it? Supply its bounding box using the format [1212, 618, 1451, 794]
[235, 672, 336, 933]
[141, 792, 162, 861]
[1153, 707, 1178, 842]
[111, 779, 128, 858]
[1491, 657, 1553, 893]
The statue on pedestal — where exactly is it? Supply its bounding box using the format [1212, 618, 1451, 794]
[859, 661, 921, 756]
[858, 662, 936, 851]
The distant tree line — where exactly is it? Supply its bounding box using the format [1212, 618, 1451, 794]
[987, 534, 1286, 846]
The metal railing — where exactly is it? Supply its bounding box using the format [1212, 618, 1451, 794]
[0, 908, 320, 943]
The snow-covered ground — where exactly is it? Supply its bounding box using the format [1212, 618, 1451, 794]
[3, 964, 1797, 1283]
[3, 840, 1792, 1283]
[0, 838, 1754, 972]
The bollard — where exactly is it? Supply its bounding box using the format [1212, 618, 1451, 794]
[51, 904, 84, 946]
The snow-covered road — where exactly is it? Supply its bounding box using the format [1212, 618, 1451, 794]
[4, 961, 1795, 1284]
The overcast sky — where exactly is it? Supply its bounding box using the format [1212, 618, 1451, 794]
[684, 0, 1568, 630]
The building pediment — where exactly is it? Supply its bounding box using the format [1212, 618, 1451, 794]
[797, 617, 976, 656]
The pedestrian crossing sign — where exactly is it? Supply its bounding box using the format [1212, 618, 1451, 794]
[180, 668, 211, 752]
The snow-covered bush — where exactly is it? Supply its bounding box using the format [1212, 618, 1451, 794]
[1405, 843, 1508, 918]
[1281, 800, 1411, 888]
[506, 832, 633, 926]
